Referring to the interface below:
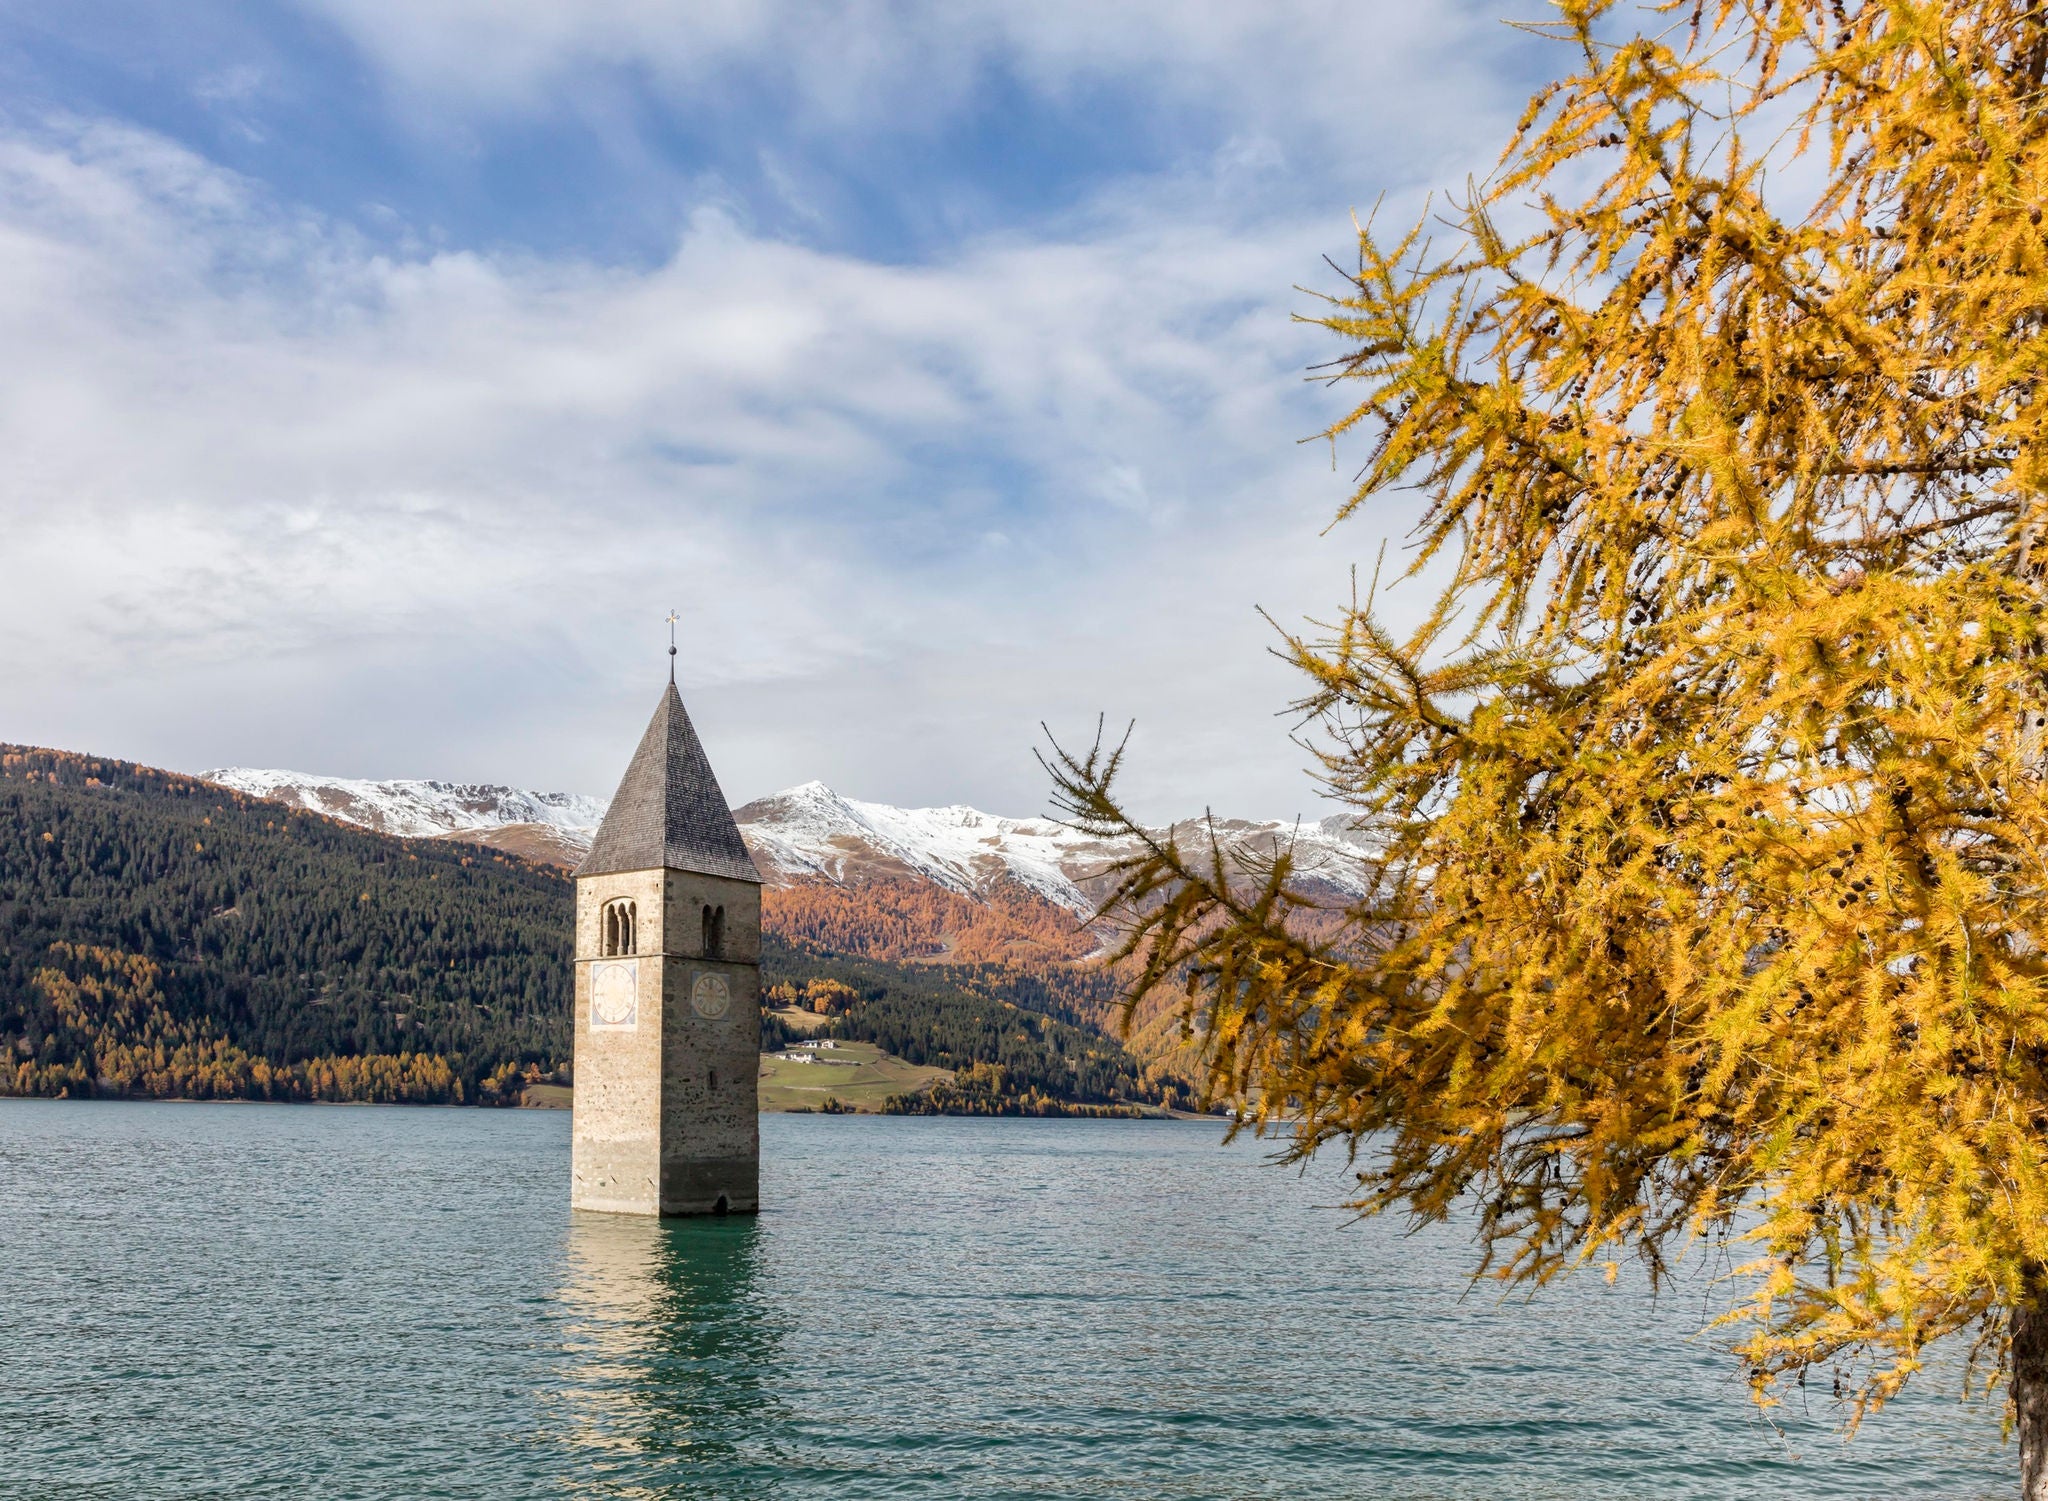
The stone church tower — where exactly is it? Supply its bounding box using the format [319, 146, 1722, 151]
[571, 676, 762, 1216]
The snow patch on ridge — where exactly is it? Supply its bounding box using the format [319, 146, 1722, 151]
[203, 767, 607, 842]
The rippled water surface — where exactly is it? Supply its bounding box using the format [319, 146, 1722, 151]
[0, 1102, 2016, 1499]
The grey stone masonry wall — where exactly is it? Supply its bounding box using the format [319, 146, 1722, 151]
[571, 868, 761, 1216]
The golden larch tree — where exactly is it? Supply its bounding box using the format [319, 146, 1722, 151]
[1049, 1, 2048, 1488]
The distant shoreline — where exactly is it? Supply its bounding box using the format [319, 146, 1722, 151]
[0, 1093, 1220, 1119]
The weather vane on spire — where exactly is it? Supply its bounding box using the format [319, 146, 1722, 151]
[666, 610, 680, 683]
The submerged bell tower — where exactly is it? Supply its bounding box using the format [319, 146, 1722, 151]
[571, 663, 762, 1217]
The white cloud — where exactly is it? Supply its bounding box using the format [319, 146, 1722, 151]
[0, 6, 1530, 820]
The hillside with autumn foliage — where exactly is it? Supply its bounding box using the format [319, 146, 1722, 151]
[760, 872, 1221, 1087]
[764, 874, 1099, 967]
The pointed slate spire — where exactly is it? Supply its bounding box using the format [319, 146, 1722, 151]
[578, 683, 761, 882]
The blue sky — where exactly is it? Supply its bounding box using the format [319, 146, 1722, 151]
[0, 0, 1551, 818]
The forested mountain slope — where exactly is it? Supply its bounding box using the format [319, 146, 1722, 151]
[198, 763, 1371, 1095]
[0, 746, 570, 1101]
[1, 745, 1180, 1110]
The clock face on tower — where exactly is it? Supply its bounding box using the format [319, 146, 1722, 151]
[590, 959, 639, 1031]
[691, 972, 731, 1020]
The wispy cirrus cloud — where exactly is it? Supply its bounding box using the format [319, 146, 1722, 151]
[297, 0, 1503, 131]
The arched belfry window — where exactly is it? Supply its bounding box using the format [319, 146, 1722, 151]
[601, 898, 637, 957]
[702, 904, 726, 959]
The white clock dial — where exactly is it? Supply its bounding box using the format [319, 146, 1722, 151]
[590, 960, 639, 1031]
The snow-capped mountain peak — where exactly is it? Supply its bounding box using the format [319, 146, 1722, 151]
[730, 781, 1114, 912]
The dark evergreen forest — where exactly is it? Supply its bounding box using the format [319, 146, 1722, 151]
[1, 745, 1175, 1110]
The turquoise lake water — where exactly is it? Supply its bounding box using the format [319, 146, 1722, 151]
[0, 1101, 2018, 1499]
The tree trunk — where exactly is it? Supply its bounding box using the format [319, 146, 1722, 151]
[2015, 1288, 2048, 1500]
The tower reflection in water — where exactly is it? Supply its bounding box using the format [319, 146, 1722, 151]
[550, 1210, 790, 1498]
